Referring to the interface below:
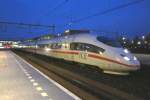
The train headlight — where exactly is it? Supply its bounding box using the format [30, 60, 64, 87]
[123, 56, 130, 61]
[120, 54, 130, 61]
[124, 49, 129, 54]
[133, 56, 137, 60]
[45, 48, 51, 52]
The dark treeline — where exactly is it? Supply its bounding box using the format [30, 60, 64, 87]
[119, 34, 150, 54]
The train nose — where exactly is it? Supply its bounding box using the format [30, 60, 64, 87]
[122, 55, 141, 71]
[131, 63, 140, 71]
[130, 60, 140, 70]
[119, 49, 141, 71]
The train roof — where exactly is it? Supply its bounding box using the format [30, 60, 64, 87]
[64, 29, 90, 35]
[20, 29, 117, 46]
[37, 33, 97, 45]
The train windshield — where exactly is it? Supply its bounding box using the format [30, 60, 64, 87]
[97, 36, 121, 48]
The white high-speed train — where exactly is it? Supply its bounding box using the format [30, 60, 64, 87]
[19, 30, 140, 75]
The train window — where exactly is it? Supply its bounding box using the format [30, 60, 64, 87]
[57, 43, 62, 49]
[47, 44, 51, 48]
[75, 43, 84, 51]
[70, 43, 75, 50]
[38, 44, 49, 48]
[70, 43, 84, 51]
[62, 43, 69, 49]
[51, 44, 55, 49]
[70, 43, 76, 50]
[97, 36, 121, 48]
[38, 44, 45, 48]
[51, 43, 62, 49]
[84, 44, 105, 54]
[70, 42, 105, 54]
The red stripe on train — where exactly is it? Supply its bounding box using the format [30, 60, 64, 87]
[88, 54, 138, 67]
[52, 50, 139, 67]
[53, 50, 79, 54]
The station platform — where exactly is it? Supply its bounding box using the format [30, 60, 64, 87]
[0, 51, 81, 100]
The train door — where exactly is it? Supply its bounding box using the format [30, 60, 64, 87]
[78, 43, 88, 63]
[61, 42, 70, 60]
[70, 43, 88, 63]
[70, 42, 105, 66]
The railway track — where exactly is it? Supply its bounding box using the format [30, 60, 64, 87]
[13, 50, 148, 100]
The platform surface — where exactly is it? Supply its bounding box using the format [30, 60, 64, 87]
[0, 51, 81, 100]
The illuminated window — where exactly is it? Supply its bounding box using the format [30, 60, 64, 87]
[70, 42, 105, 54]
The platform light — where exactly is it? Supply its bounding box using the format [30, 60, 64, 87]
[137, 41, 141, 45]
[36, 87, 43, 91]
[41, 92, 48, 97]
[30, 79, 35, 82]
[33, 82, 38, 86]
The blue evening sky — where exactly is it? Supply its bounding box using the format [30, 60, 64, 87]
[0, 0, 150, 40]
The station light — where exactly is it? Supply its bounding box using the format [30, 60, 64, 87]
[124, 49, 129, 54]
[122, 37, 126, 40]
[131, 40, 134, 44]
[144, 41, 148, 44]
[137, 41, 141, 45]
[57, 33, 61, 36]
[142, 35, 145, 40]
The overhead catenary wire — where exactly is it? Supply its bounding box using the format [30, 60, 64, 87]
[71, 0, 144, 23]
[0, 21, 54, 28]
[44, 0, 69, 17]
[0, 21, 56, 33]
[35, 0, 69, 33]
[38, 0, 69, 23]
[0, 21, 55, 40]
